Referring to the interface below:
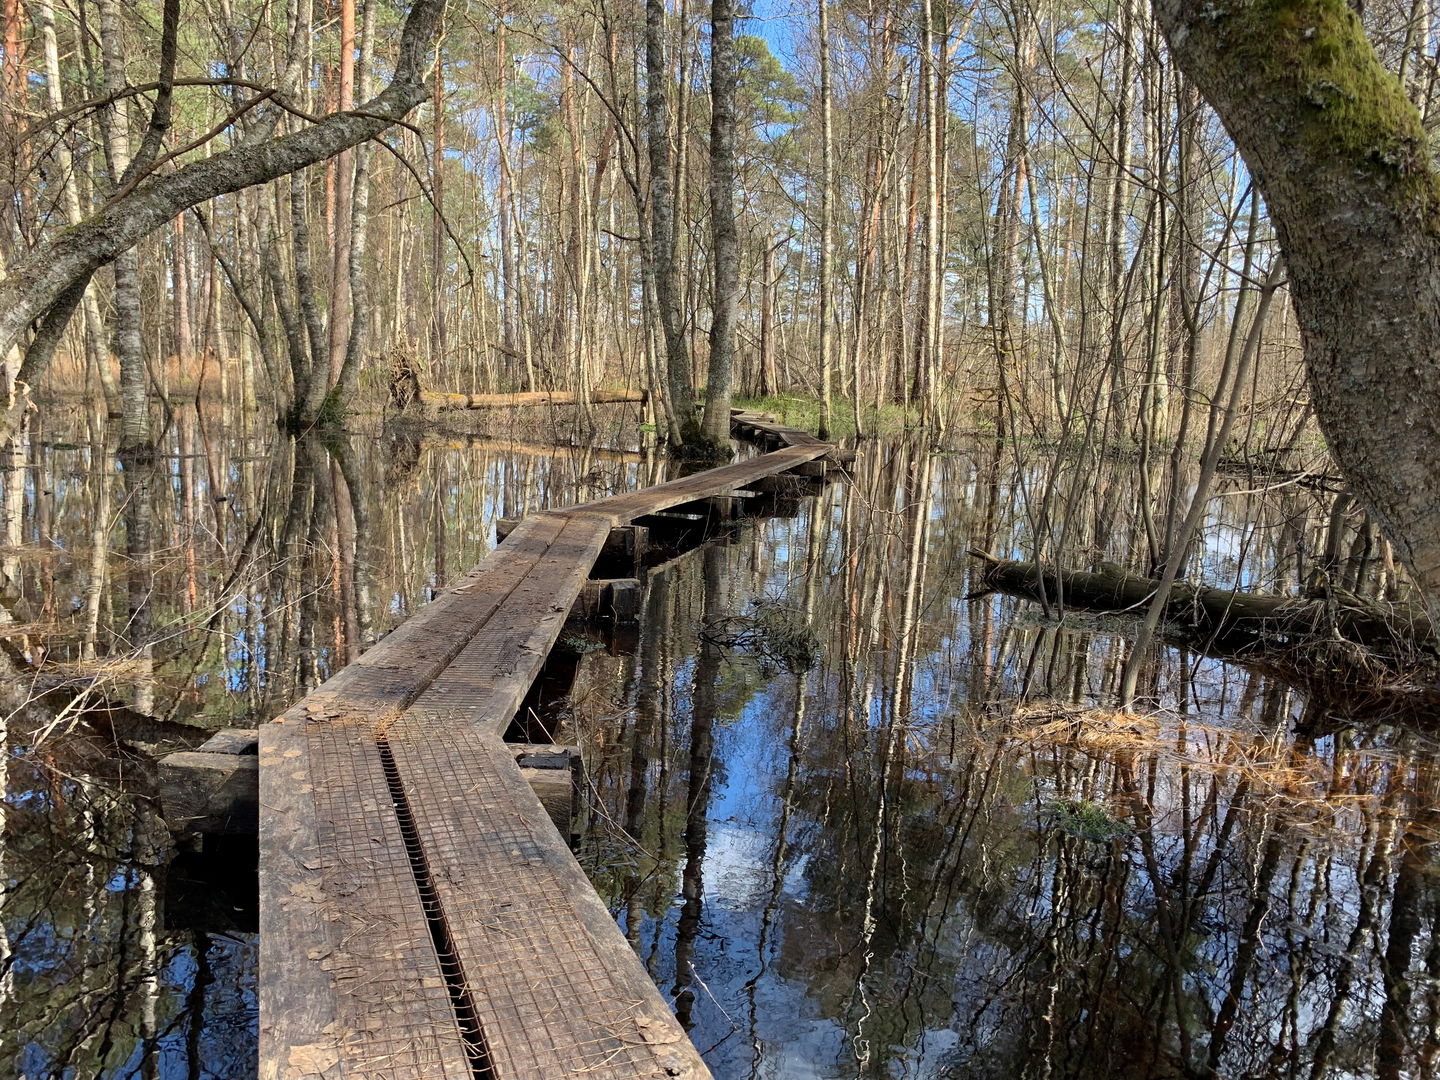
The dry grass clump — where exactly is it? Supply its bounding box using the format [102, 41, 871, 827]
[1009, 704, 1163, 758]
[0, 620, 68, 639]
[42, 654, 155, 688]
[1005, 701, 1438, 841]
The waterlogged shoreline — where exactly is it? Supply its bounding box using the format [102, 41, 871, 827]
[2, 418, 1430, 1079]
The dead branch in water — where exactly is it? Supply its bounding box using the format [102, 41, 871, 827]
[967, 549, 1439, 701]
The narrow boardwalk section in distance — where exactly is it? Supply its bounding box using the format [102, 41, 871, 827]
[260, 415, 843, 1079]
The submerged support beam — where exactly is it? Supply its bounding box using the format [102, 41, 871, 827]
[602, 524, 648, 574]
[511, 743, 581, 839]
[790, 459, 828, 479]
[572, 578, 644, 623]
[159, 750, 259, 836]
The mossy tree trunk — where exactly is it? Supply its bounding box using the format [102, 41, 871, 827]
[1155, 0, 1440, 623]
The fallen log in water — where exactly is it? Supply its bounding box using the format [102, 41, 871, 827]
[419, 388, 647, 410]
[967, 548, 1437, 673]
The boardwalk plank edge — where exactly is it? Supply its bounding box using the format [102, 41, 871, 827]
[260, 418, 840, 1079]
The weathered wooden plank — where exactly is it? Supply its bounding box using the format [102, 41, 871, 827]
[386, 719, 709, 1079]
[728, 413, 855, 465]
[409, 513, 614, 739]
[589, 443, 827, 522]
[261, 435, 843, 1080]
[271, 515, 571, 725]
[258, 718, 344, 1080]
[196, 727, 259, 754]
[159, 751, 258, 835]
[259, 718, 474, 1080]
[572, 578, 643, 621]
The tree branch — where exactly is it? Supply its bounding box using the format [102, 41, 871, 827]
[0, 0, 447, 429]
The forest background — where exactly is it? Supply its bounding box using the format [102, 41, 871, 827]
[0, 0, 1435, 616]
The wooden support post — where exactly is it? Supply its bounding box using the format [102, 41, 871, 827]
[791, 459, 828, 478]
[164, 729, 585, 841]
[572, 578, 643, 621]
[606, 579, 642, 624]
[497, 516, 521, 543]
[511, 743, 582, 839]
[706, 495, 739, 520]
[574, 580, 606, 619]
[668, 495, 738, 520]
[197, 727, 261, 754]
[743, 473, 813, 496]
[603, 524, 647, 574]
[634, 511, 707, 529]
[159, 728, 261, 836]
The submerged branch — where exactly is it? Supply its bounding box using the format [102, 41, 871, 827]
[968, 549, 1439, 702]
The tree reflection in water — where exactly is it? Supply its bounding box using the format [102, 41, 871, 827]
[578, 439, 1440, 1080]
[0, 411, 1433, 1079]
[0, 409, 662, 1078]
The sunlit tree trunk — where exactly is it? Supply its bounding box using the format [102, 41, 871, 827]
[646, 0, 696, 444]
[429, 21, 447, 375]
[97, 0, 149, 449]
[325, 0, 356, 407]
[816, 0, 834, 438]
[913, 0, 941, 415]
[293, 169, 331, 424]
[37, 0, 119, 412]
[990, 5, 1035, 441]
[173, 215, 194, 364]
[700, 0, 739, 452]
[331, 0, 377, 406]
[1, 0, 28, 257]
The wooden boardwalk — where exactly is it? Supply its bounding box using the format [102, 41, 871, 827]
[260, 414, 842, 1079]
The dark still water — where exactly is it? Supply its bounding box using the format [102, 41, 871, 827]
[1, 407, 1434, 1079]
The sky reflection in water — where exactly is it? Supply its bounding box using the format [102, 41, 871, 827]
[0, 416, 1432, 1079]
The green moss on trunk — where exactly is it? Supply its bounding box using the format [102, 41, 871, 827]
[1223, 0, 1440, 224]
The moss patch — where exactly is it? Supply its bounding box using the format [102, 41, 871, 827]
[734, 393, 919, 438]
[1223, 0, 1440, 222]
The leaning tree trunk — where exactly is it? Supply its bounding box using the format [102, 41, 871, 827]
[0, 0, 446, 441]
[1154, 0, 1440, 625]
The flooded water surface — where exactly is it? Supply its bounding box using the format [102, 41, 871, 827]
[1, 410, 1434, 1079]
